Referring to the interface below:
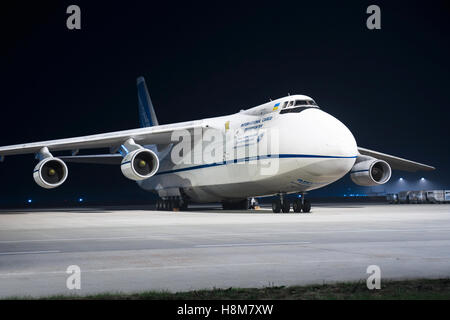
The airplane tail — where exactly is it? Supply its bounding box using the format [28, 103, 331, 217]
[137, 76, 159, 128]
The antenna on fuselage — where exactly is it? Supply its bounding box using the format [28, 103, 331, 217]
[287, 93, 290, 96]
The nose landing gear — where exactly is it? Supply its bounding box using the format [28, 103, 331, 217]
[271, 193, 311, 213]
[272, 194, 290, 213]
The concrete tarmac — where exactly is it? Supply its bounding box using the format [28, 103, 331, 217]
[0, 203, 449, 298]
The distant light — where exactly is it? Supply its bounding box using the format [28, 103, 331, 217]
[27, 199, 32, 203]
[399, 178, 404, 181]
[298, 194, 302, 198]
[78, 198, 84, 202]
[420, 177, 425, 181]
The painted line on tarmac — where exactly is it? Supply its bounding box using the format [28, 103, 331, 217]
[0, 236, 156, 244]
[0, 262, 280, 278]
[0, 250, 60, 256]
[1, 228, 450, 244]
[195, 241, 312, 248]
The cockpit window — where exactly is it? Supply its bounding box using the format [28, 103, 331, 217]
[279, 106, 318, 114]
[295, 100, 317, 106]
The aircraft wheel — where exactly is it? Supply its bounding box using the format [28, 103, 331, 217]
[281, 200, 290, 213]
[156, 199, 162, 210]
[293, 199, 302, 213]
[302, 200, 311, 213]
[272, 199, 281, 213]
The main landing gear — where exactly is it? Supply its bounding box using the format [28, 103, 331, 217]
[272, 193, 311, 213]
[156, 197, 188, 211]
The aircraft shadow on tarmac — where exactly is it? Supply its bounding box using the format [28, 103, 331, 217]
[0, 203, 368, 215]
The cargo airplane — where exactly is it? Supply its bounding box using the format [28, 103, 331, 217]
[0, 77, 435, 212]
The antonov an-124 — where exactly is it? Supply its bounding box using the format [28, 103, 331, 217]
[0, 77, 434, 212]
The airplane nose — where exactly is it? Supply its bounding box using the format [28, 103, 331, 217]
[296, 108, 357, 178]
[319, 111, 357, 158]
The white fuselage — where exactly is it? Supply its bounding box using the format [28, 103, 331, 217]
[137, 95, 358, 202]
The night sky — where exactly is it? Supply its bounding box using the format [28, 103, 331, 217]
[0, 1, 449, 206]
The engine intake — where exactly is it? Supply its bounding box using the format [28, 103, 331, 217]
[350, 157, 391, 186]
[121, 149, 159, 181]
[33, 157, 68, 189]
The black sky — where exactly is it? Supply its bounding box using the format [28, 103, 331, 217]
[0, 1, 449, 205]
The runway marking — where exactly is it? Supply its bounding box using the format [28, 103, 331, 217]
[1, 228, 450, 244]
[195, 241, 311, 248]
[0, 262, 280, 278]
[3, 255, 450, 279]
[0, 250, 60, 256]
[0, 236, 156, 243]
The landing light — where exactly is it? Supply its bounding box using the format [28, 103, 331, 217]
[399, 178, 404, 181]
[78, 198, 84, 202]
[27, 199, 32, 203]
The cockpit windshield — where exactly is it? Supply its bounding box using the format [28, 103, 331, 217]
[295, 100, 317, 106]
[279, 106, 318, 114]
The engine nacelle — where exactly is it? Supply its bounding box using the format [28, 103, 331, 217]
[350, 157, 392, 186]
[33, 157, 68, 189]
[120, 149, 159, 181]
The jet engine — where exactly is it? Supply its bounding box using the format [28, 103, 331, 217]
[33, 157, 68, 189]
[120, 148, 159, 181]
[350, 156, 392, 186]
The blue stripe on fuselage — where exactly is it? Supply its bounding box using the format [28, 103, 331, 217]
[155, 154, 357, 176]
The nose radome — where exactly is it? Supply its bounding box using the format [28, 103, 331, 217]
[303, 109, 357, 157]
[322, 112, 357, 157]
[296, 108, 357, 178]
